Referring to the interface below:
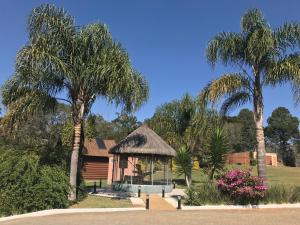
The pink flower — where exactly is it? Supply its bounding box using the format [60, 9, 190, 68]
[216, 169, 267, 204]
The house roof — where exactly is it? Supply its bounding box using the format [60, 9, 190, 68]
[109, 125, 176, 157]
[83, 138, 116, 157]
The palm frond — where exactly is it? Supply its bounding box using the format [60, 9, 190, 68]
[206, 32, 245, 67]
[220, 91, 251, 116]
[274, 23, 300, 51]
[199, 73, 251, 104]
[28, 4, 75, 44]
[265, 54, 300, 85]
[2, 90, 57, 131]
[241, 9, 268, 34]
[246, 27, 275, 65]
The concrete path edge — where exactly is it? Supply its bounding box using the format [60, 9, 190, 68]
[2, 203, 300, 222]
[183, 203, 300, 210]
[0, 208, 145, 222]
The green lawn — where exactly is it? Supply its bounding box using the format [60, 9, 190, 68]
[84, 180, 109, 189]
[174, 165, 300, 188]
[70, 195, 132, 208]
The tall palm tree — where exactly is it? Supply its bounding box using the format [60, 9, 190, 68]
[200, 9, 300, 182]
[2, 4, 148, 200]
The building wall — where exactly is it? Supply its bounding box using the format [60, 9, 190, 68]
[295, 153, 300, 167]
[227, 152, 278, 166]
[253, 152, 278, 166]
[81, 156, 109, 180]
[110, 155, 138, 184]
[226, 152, 251, 165]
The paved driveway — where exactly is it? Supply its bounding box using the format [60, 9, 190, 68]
[1, 209, 300, 225]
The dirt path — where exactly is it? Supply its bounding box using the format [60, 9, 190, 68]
[1, 209, 300, 225]
[141, 194, 176, 210]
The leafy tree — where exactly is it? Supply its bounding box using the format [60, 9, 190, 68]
[265, 107, 299, 166]
[2, 4, 148, 200]
[174, 146, 193, 187]
[111, 111, 141, 142]
[85, 114, 98, 140]
[224, 109, 256, 152]
[200, 9, 300, 182]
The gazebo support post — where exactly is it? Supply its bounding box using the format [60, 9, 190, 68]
[131, 155, 133, 185]
[163, 159, 166, 185]
[151, 155, 154, 185]
[166, 158, 169, 185]
[170, 158, 173, 183]
[111, 155, 115, 185]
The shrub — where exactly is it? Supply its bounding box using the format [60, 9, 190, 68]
[250, 159, 257, 166]
[185, 183, 231, 205]
[216, 169, 268, 205]
[265, 185, 300, 204]
[0, 149, 70, 216]
[203, 125, 229, 181]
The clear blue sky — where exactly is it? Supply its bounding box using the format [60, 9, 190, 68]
[1, 0, 300, 123]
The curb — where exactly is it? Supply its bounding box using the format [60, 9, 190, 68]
[0, 208, 145, 222]
[182, 203, 300, 210]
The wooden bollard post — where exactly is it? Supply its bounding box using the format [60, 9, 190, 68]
[138, 186, 141, 198]
[177, 195, 182, 210]
[146, 194, 150, 210]
[93, 182, 97, 194]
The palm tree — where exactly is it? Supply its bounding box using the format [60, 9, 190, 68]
[174, 146, 193, 187]
[200, 9, 300, 182]
[2, 4, 148, 200]
[205, 123, 229, 181]
[148, 94, 213, 185]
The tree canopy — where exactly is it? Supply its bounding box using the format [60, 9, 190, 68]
[265, 107, 299, 166]
[1, 4, 148, 200]
[224, 108, 256, 152]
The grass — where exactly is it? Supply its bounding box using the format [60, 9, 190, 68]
[70, 195, 132, 208]
[84, 180, 109, 189]
[174, 165, 300, 188]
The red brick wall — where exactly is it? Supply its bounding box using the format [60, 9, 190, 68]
[226, 152, 250, 166]
[266, 155, 272, 165]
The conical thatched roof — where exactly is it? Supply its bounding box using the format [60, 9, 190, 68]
[109, 125, 176, 157]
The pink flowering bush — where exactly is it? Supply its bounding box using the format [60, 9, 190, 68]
[216, 169, 268, 204]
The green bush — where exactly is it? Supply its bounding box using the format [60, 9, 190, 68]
[185, 183, 231, 205]
[0, 149, 70, 216]
[264, 185, 300, 204]
[250, 159, 257, 166]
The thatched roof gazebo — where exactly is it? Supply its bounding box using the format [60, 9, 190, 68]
[109, 125, 176, 193]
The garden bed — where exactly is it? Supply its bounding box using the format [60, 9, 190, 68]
[184, 169, 300, 206]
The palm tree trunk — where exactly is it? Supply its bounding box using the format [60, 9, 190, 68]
[69, 97, 85, 201]
[69, 122, 82, 201]
[185, 175, 191, 187]
[253, 75, 267, 183]
[209, 167, 216, 182]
